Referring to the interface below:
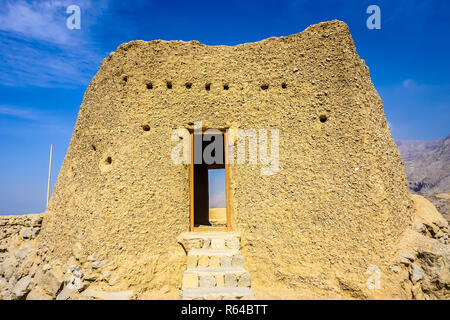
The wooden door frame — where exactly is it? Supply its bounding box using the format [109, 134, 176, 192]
[189, 130, 231, 232]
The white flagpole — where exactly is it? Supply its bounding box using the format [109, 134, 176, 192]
[46, 144, 53, 208]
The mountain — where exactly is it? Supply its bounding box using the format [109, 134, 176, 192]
[397, 135, 450, 194]
[396, 135, 450, 220]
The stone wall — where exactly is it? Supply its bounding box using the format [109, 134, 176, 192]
[0, 214, 43, 255]
[0, 214, 44, 299]
[0, 213, 136, 300]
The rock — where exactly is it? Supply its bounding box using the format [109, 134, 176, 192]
[198, 256, 209, 268]
[39, 270, 64, 297]
[389, 265, 399, 273]
[231, 255, 244, 268]
[29, 215, 43, 225]
[216, 275, 224, 288]
[107, 274, 120, 286]
[209, 256, 220, 268]
[409, 263, 424, 284]
[56, 286, 77, 300]
[80, 289, 134, 300]
[13, 275, 31, 298]
[8, 276, 17, 298]
[211, 238, 225, 249]
[26, 287, 53, 300]
[92, 259, 109, 269]
[66, 277, 84, 292]
[221, 256, 232, 268]
[31, 227, 40, 239]
[400, 252, 415, 265]
[88, 252, 99, 262]
[0, 257, 17, 280]
[199, 275, 215, 288]
[83, 269, 98, 281]
[72, 242, 84, 261]
[186, 255, 197, 268]
[101, 270, 111, 281]
[21, 228, 32, 240]
[107, 261, 118, 271]
[416, 249, 450, 299]
[238, 273, 251, 288]
[15, 243, 31, 261]
[226, 238, 240, 249]
[0, 277, 9, 299]
[224, 273, 237, 287]
[410, 195, 448, 236]
[66, 266, 84, 292]
[69, 266, 83, 278]
[413, 221, 427, 235]
[411, 283, 424, 300]
[202, 239, 211, 249]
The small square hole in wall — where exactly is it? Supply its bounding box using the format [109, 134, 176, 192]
[223, 84, 229, 90]
[167, 81, 173, 89]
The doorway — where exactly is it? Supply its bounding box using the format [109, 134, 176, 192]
[189, 130, 230, 231]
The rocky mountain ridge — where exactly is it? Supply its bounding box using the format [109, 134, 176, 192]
[396, 135, 450, 195]
[396, 135, 450, 221]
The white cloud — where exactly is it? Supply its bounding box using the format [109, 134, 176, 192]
[0, 0, 70, 45]
[0, 0, 108, 87]
[0, 104, 73, 136]
[0, 105, 38, 119]
[402, 79, 418, 89]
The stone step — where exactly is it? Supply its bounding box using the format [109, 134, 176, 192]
[178, 231, 252, 300]
[182, 268, 251, 290]
[184, 267, 247, 275]
[177, 232, 241, 251]
[182, 288, 253, 300]
[188, 249, 239, 256]
[186, 250, 244, 269]
[180, 232, 241, 240]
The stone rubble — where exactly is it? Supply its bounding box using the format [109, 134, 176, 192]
[0, 214, 134, 300]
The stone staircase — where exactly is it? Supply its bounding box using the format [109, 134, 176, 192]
[177, 232, 253, 300]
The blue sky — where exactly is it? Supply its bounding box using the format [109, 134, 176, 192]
[0, 0, 449, 214]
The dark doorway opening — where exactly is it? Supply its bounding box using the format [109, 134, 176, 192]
[192, 132, 226, 228]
